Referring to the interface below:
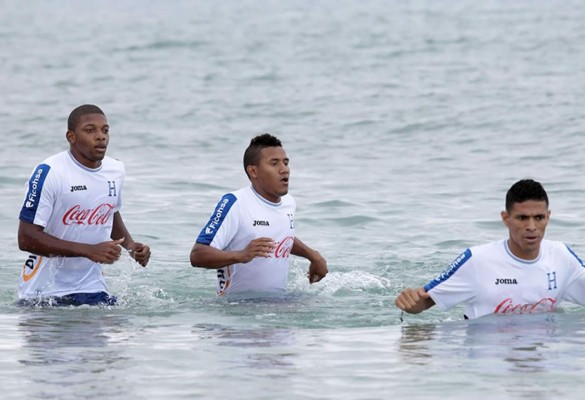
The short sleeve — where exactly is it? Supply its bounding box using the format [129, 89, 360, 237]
[19, 164, 55, 228]
[196, 193, 239, 249]
[425, 249, 477, 311]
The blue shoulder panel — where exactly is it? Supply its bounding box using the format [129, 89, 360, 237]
[424, 248, 472, 291]
[19, 164, 51, 223]
[196, 193, 237, 245]
[565, 244, 585, 268]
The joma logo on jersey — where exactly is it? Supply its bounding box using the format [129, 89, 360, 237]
[253, 220, 270, 227]
[70, 185, 87, 192]
[495, 278, 518, 285]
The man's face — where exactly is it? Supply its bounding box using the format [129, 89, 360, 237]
[67, 113, 109, 168]
[248, 146, 290, 203]
[501, 200, 550, 260]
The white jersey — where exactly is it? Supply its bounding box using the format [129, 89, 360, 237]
[196, 186, 296, 296]
[18, 151, 124, 299]
[425, 239, 585, 319]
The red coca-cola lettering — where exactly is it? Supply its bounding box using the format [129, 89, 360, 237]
[274, 236, 294, 258]
[494, 297, 557, 315]
[62, 203, 115, 226]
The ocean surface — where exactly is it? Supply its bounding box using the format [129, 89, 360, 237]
[1, 0, 585, 399]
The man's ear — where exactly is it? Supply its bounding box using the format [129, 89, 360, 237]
[246, 165, 257, 179]
[66, 130, 76, 144]
[501, 210, 509, 227]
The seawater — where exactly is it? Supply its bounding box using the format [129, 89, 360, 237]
[1, 0, 585, 399]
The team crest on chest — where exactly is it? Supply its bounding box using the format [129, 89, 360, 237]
[107, 180, 117, 197]
[547, 271, 558, 290]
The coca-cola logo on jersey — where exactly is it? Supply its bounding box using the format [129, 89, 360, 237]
[493, 297, 557, 315]
[62, 203, 115, 226]
[273, 236, 294, 258]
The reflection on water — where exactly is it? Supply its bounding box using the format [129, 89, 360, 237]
[463, 314, 560, 373]
[16, 310, 134, 399]
[398, 314, 572, 372]
[192, 323, 297, 369]
[397, 323, 436, 365]
[397, 313, 585, 398]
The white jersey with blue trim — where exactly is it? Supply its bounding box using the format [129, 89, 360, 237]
[424, 239, 585, 319]
[18, 151, 124, 299]
[196, 186, 296, 296]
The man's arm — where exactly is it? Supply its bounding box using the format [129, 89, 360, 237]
[190, 238, 275, 269]
[18, 220, 123, 264]
[291, 237, 328, 283]
[111, 211, 150, 267]
[395, 287, 436, 314]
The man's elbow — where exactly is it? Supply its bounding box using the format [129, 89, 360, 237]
[18, 240, 28, 252]
[190, 246, 203, 268]
[17, 231, 32, 252]
[190, 253, 199, 268]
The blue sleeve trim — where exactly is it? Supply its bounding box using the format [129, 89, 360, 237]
[565, 244, 585, 268]
[424, 248, 472, 292]
[196, 193, 237, 245]
[19, 164, 51, 223]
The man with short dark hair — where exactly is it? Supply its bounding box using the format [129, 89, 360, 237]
[190, 133, 328, 296]
[17, 104, 150, 306]
[396, 179, 585, 319]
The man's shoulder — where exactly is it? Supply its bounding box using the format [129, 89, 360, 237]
[28, 151, 69, 178]
[231, 186, 250, 199]
[214, 188, 246, 206]
[541, 238, 564, 248]
[540, 239, 575, 255]
[38, 150, 68, 167]
[101, 155, 125, 171]
[281, 193, 295, 206]
[470, 240, 505, 250]
[469, 240, 506, 256]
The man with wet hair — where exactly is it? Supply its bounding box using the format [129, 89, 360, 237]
[396, 179, 585, 320]
[17, 104, 150, 306]
[190, 133, 328, 296]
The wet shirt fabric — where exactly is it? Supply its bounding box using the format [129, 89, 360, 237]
[425, 239, 585, 319]
[196, 186, 296, 296]
[18, 151, 124, 299]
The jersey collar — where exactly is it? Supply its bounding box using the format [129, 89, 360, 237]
[250, 186, 282, 207]
[503, 239, 542, 264]
[67, 151, 103, 172]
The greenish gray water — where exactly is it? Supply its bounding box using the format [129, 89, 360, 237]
[1, 0, 585, 398]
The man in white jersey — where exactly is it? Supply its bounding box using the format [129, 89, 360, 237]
[396, 179, 585, 320]
[17, 104, 151, 306]
[190, 133, 328, 296]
